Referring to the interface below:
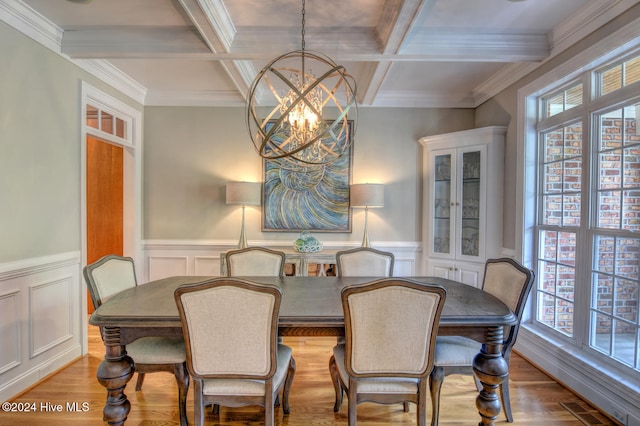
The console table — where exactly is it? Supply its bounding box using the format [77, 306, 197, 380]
[220, 250, 338, 276]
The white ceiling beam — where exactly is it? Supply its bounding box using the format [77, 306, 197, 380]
[377, 0, 434, 54]
[358, 62, 393, 106]
[61, 26, 548, 63]
[176, 0, 235, 53]
[401, 32, 549, 62]
[220, 59, 255, 102]
[61, 27, 212, 58]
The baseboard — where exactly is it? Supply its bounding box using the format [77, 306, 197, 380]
[516, 327, 640, 426]
[0, 343, 82, 402]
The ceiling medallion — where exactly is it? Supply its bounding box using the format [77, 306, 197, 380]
[246, 0, 357, 170]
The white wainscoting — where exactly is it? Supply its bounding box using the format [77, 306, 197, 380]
[142, 240, 423, 282]
[0, 251, 82, 402]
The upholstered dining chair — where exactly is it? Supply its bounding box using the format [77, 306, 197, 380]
[174, 277, 296, 426]
[329, 278, 447, 426]
[225, 247, 286, 277]
[335, 247, 395, 277]
[429, 257, 535, 424]
[334, 246, 396, 353]
[83, 254, 189, 426]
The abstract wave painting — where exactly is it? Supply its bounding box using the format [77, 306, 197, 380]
[262, 122, 352, 232]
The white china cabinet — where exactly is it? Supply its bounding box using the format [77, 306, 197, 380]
[419, 126, 506, 287]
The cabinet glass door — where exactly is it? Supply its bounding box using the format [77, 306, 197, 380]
[460, 151, 481, 257]
[433, 153, 452, 254]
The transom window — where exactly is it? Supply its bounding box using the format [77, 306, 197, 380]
[541, 83, 583, 118]
[86, 103, 130, 144]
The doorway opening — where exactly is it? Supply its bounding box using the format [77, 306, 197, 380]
[80, 83, 142, 343]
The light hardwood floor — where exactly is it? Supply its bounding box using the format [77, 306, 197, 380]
[1, 323, 617, 425]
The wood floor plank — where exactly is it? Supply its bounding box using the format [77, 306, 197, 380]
[1, 323, 617, 425]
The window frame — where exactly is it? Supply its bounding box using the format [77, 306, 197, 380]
[528, 51, 640, 374]
[514, 22, 640, 423]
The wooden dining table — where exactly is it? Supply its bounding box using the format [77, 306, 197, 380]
[89, 275, 517, 426]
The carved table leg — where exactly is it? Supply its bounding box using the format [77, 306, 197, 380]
[97, 327, 134, 426]
[472, 326, 507, 426]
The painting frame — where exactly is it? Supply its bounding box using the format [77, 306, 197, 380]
[262, 120, 353, 232]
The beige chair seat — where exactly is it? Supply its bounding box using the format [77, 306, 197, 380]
[202, 345, 292, 396]
[127, 336, 186, 365]
[433, 336, 479, 366]
[333, 345, 419, 394]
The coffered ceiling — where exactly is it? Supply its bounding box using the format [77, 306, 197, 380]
[12, 0, 637, 108]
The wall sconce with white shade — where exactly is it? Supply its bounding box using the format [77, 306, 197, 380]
[226, 182, 261, 248]
[350, 183, 384, 247]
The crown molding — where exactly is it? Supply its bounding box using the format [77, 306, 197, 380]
[0, 0, 61, 51]
[473, 0, 640, 107]
[549, 0, 640, 55]
[1, 0, 147, 104]
[473, 62, 539, 107]
[75, 59, 147, 104]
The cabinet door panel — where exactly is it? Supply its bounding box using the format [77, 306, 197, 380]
[458, 265, 482, 287]
[430, 263, 454, 279]
[431, 150, 455, 256]
[457, 146, 486, 261]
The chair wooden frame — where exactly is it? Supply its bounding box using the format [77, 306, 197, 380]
[84, 254, 189, 426]
[225, 247, 286, 277]
[429, 257, 535, 424]
[174, 277, 296, 426]
[335, 247, 395, 277]
[329, 278, 446, 426]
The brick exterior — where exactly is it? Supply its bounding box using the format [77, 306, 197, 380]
[540, 118, 639, 336]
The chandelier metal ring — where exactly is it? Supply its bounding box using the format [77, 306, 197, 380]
[246, 48, 357, 169]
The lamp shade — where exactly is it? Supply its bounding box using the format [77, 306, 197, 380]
[226, 182, 261, 206]
[350, 184, 384, 208]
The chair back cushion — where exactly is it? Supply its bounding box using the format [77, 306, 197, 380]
[336, 248, 394, 277]
[226, 247, 286, 277]
[83, 255, 137, 308]
[342, 278, 445, 377]
[175, 278, 281, 379]
[482, 258, 534, 316]
[481, 258, 535, 349]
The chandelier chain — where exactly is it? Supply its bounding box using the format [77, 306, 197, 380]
[301, 0, 306, 52]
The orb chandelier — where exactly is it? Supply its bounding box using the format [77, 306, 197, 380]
[246, 0, 357, 169]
